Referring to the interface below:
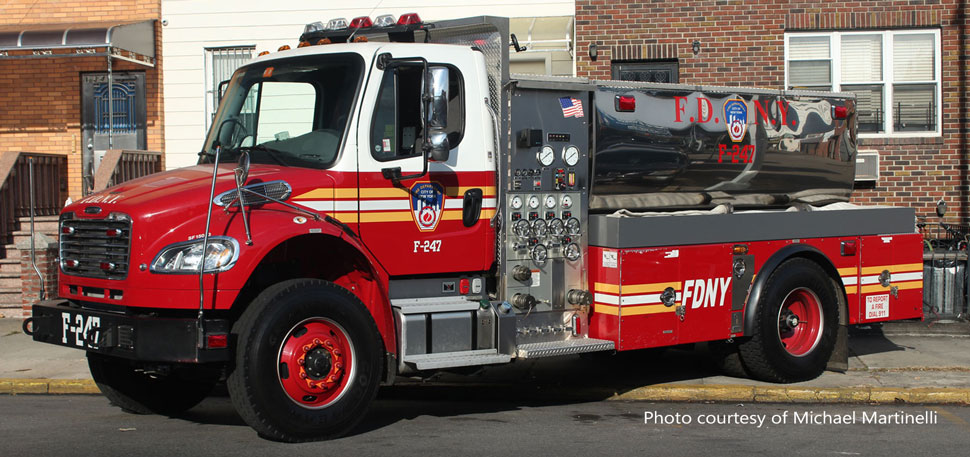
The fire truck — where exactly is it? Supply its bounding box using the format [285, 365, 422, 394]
[25, 15, 923, 441]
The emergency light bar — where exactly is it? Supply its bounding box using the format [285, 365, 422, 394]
[299, 12, 427, 44]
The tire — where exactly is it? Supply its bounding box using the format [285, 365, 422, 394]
[87, 353, 216, 415]
[227, 279, 383, 442]
[738, 258, 839, 383]
[708, 340, 749, 378]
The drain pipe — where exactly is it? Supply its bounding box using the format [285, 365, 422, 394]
[28, 158, 45, 301]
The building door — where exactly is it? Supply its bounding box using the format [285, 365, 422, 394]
[81, 72, 147, 152]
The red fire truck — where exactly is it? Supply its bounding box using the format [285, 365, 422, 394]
[25, 15, 923, 441]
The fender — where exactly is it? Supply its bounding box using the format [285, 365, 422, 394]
[742, 244, 842, 336]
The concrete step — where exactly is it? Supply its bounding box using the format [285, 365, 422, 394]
[11, 232, 59, 247]
[2, 246, 22, 261]
[0, 304, 25, 319]
[0, 287, 22, 306]
[0, 273, 21, 289]
[14, 217, 61, 232]
[0, 260, 19, 275]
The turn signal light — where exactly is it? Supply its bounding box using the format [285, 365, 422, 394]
[257, 51, 269, 56]
[397, 13, 422, 25]
[349, 16, 373, 28]
[278, 45, 291, 52]
[732, 244, 749, 255]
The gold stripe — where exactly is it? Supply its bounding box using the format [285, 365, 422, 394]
[622, 281, 682, 294]
[622, 304, 678, 316]
[837, 267, 857, 276]
[293, 188, 358, 199]
[861, 263, 923, 275]
[359, 211, 413, 223]
[844, 285, 858, 295]
[332, 213, 358, 224]
[297, 186, 498, 200]
[861, 281, 922, 294]
[440, 209, 471, 221]
[594, 282, 619, 294]
[335, 209, 494, 224]
[594, 303, 620, 316]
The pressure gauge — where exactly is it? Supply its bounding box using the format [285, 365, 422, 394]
[528, 195, 540, 209]
[566, 217, 581, 236]
[513, 219, 532, 238]
[561, 195, 573, 209]
[564, 243, 581, 261]
[563, 146, 580, 167]
[510, 195, 523, 210]
[548, 218, 565, 236]
[537, 145, 555, 166]
[532, 219, 548, 237]
[532, 244, 548, 264]
[544, 195, 557, 209]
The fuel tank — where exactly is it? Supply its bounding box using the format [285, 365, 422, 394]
[590, 83, 857, 211]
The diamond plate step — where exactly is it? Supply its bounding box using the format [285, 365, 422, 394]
[404, 349, 511, 371]
[391, 296, 482, 314]
[516, 338, 615, 359]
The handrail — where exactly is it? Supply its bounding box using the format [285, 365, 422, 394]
[0, 152, 67, 252]
[93, 149, 162, 192]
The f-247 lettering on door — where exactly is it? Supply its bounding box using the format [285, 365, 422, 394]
[683, 277, 731, 309]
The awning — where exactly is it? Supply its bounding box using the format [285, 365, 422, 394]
[0, 20, 155, 67]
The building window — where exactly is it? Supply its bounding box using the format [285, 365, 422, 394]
[786, 30, 941, 136]
[612, 61, 679, 83]
[205, 46, 255, 129]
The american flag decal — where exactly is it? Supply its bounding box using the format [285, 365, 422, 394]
[559, 97, 584, 118]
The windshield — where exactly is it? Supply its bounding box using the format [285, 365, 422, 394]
[199, 53, 364, 169]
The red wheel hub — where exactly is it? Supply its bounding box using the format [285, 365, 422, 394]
[278, 319, 355, 408]
[777, 288, 823, 357]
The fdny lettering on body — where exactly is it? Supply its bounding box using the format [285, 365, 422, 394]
[673, 97, 796, 127]
[683, 277, 732, 309]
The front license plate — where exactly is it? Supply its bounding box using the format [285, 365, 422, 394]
[59, 310, 103, 349]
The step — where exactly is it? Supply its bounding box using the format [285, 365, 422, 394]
[12, 231, 59, 246]
[515, 338, 616, 359]
[391, 296, 483, 314]
[1, 246, 22, 261]
[403, 349, 512, 370]
[14, 217, 61, 232]
[0, 304, 25, 319]
[0, 273, 21, 289]
[0, 287, 22, 305]
[0, 259, 18, 274]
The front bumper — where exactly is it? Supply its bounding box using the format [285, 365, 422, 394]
[29, 300, 230, 363]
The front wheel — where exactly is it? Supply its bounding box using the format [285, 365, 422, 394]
[738, 258, 839, 382]
[227, 279, 383, 442]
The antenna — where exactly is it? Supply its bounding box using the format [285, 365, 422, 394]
[347, 0, 385, 43]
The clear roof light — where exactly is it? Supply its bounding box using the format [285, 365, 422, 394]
[303, 21, 325, 35]
[374, 14, 396, 27]
[326, 18, 348, 30]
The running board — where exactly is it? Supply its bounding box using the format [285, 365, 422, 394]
[404, 349, 512, 371]
[516, 339, 615, 358]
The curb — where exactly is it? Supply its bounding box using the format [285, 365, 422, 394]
[2, 378, 970, 405]
[0, 378, 99, 395]
[611, 384, 970, 405]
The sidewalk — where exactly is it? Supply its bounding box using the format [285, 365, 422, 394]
[2, 317, 970, 404]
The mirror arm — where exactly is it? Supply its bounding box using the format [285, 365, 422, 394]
[233, 167, 254, 246]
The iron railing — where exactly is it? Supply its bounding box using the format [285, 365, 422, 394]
[0, 152, 67, 253]
[93, 149, 162, 192]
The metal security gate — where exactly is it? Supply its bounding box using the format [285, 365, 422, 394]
[81, 72, 147, 152]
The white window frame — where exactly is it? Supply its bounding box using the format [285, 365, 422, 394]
[785, 29, 942, 138]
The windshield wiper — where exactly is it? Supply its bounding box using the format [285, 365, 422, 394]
[240, 144, 290, 166]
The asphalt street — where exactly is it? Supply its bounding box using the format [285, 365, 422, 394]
[1, 393, 969, 456]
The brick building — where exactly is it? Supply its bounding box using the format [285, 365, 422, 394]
[0, 0, 163, 199]
[575, 0, 968, 222]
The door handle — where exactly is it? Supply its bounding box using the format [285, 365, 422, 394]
[462, 188, 483, 227]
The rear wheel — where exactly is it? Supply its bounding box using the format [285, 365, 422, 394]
[228, 279, 383, 442]
[87, 353, 216, 415]
[738, 258, 838, 382]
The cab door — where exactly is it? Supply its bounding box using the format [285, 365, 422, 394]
[356, 46, 495, 276]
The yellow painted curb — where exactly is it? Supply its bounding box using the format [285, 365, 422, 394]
[610, 384, 970, 405]
[0, 378, 98, 395]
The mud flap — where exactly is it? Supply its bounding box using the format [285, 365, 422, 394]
[826, 324, 849, 372]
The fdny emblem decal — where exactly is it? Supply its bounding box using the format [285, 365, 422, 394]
[410, 182, 444, 232]
[723, 98, 748, 142]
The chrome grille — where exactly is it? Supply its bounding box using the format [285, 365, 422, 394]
[59, 216, 132, 280]
[215, 180, 292, 207]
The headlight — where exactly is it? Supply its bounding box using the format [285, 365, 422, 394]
[150, 237, 239, 274]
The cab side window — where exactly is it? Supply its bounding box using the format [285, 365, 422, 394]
[371, 64, 463, 161]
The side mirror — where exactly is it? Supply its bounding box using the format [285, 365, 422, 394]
[427, 66, 449, 129]
[235, 150, 251, 186]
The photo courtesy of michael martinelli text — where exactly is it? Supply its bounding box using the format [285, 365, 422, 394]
[644, 410, 939, 428]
